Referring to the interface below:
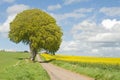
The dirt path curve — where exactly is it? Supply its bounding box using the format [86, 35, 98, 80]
[36, 54, 94, 80]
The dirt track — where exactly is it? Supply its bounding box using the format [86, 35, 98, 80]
[37, 54, 94, 80]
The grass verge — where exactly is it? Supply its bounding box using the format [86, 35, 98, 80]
[4, 60, 50, 80]
[51, 60, 120, 80]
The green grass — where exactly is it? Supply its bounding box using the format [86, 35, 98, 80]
[0, 52, 50, 80]
[51, 60, 120, 80]
[0, 51, 29, 77]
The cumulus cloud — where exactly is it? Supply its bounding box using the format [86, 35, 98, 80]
[89, 33, 120, 43]
[60, 41, 80, 51]
[102, 19, 120, 30]
[100, 7, 120, 16]
[59, 19, 120, 57]
[47, 4, 61, 11]
[88, 19, 120, 43]
[71, 20, 104, 41]
[59, 40, 94, 56]
[72, 19, 120, 42]
[63, 0, 88, 5]
[0, 4, 30, 37]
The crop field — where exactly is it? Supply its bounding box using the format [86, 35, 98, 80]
[41, 53, 120, 64]
[0, 52, 50, 80]
[41, 53, 120, 80]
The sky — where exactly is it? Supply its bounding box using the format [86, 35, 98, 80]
[0, 0, 120, 57]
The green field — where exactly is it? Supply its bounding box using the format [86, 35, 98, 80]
[0, 52, 50, 80]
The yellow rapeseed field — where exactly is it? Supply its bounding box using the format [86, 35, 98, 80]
[41, 53, 120, 65]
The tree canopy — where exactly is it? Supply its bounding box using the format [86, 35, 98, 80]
[9, 9, 63, 61]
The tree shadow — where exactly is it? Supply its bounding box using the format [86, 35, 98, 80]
[39, 59, 55, 63]
[16, 57, 29, 60]
[17, 57, 38, 63]
[16, 57, 55, 63]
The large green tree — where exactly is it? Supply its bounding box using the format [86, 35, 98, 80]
[9, 9, 63, 61]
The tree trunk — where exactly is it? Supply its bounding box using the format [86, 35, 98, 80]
[30, 50, 37, 61]
[52, 52, 55, 55]
[29, 43, 37, 61]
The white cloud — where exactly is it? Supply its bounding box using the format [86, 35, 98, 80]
[60, 41, 80, 51]
[0, 15, 15, 33]
[59, 19, 120, 57]
[74, 8, 93, 13]
[51, 12, 85, 21]
[71, 20, 104, 41]
[47, 4, 61, 11]
[0, 4, 30, 37]
[102, 19, 120, 30]
[7, 4, 30, 15]
[59, 40, 94, 56]
[100, 7, 120, 16]
[72, 20, 97, 34]
[89, 33, 120, 42]
[59, 40, 120, 57]
[63, 0, 88, 5]
[72, 19, 120, 42]
[51, 8, 93, 21]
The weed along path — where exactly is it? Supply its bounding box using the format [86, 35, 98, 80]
[36, 54, 94, 80]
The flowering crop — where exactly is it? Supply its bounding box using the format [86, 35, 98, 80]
[41, 53, 120, 65]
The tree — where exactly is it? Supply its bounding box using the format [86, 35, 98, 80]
[9, 9, 63, 61]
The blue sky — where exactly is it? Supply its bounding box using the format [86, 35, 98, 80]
[0, 0, 120, 57]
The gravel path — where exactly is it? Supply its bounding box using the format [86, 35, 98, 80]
[37, 54, 94, 80]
